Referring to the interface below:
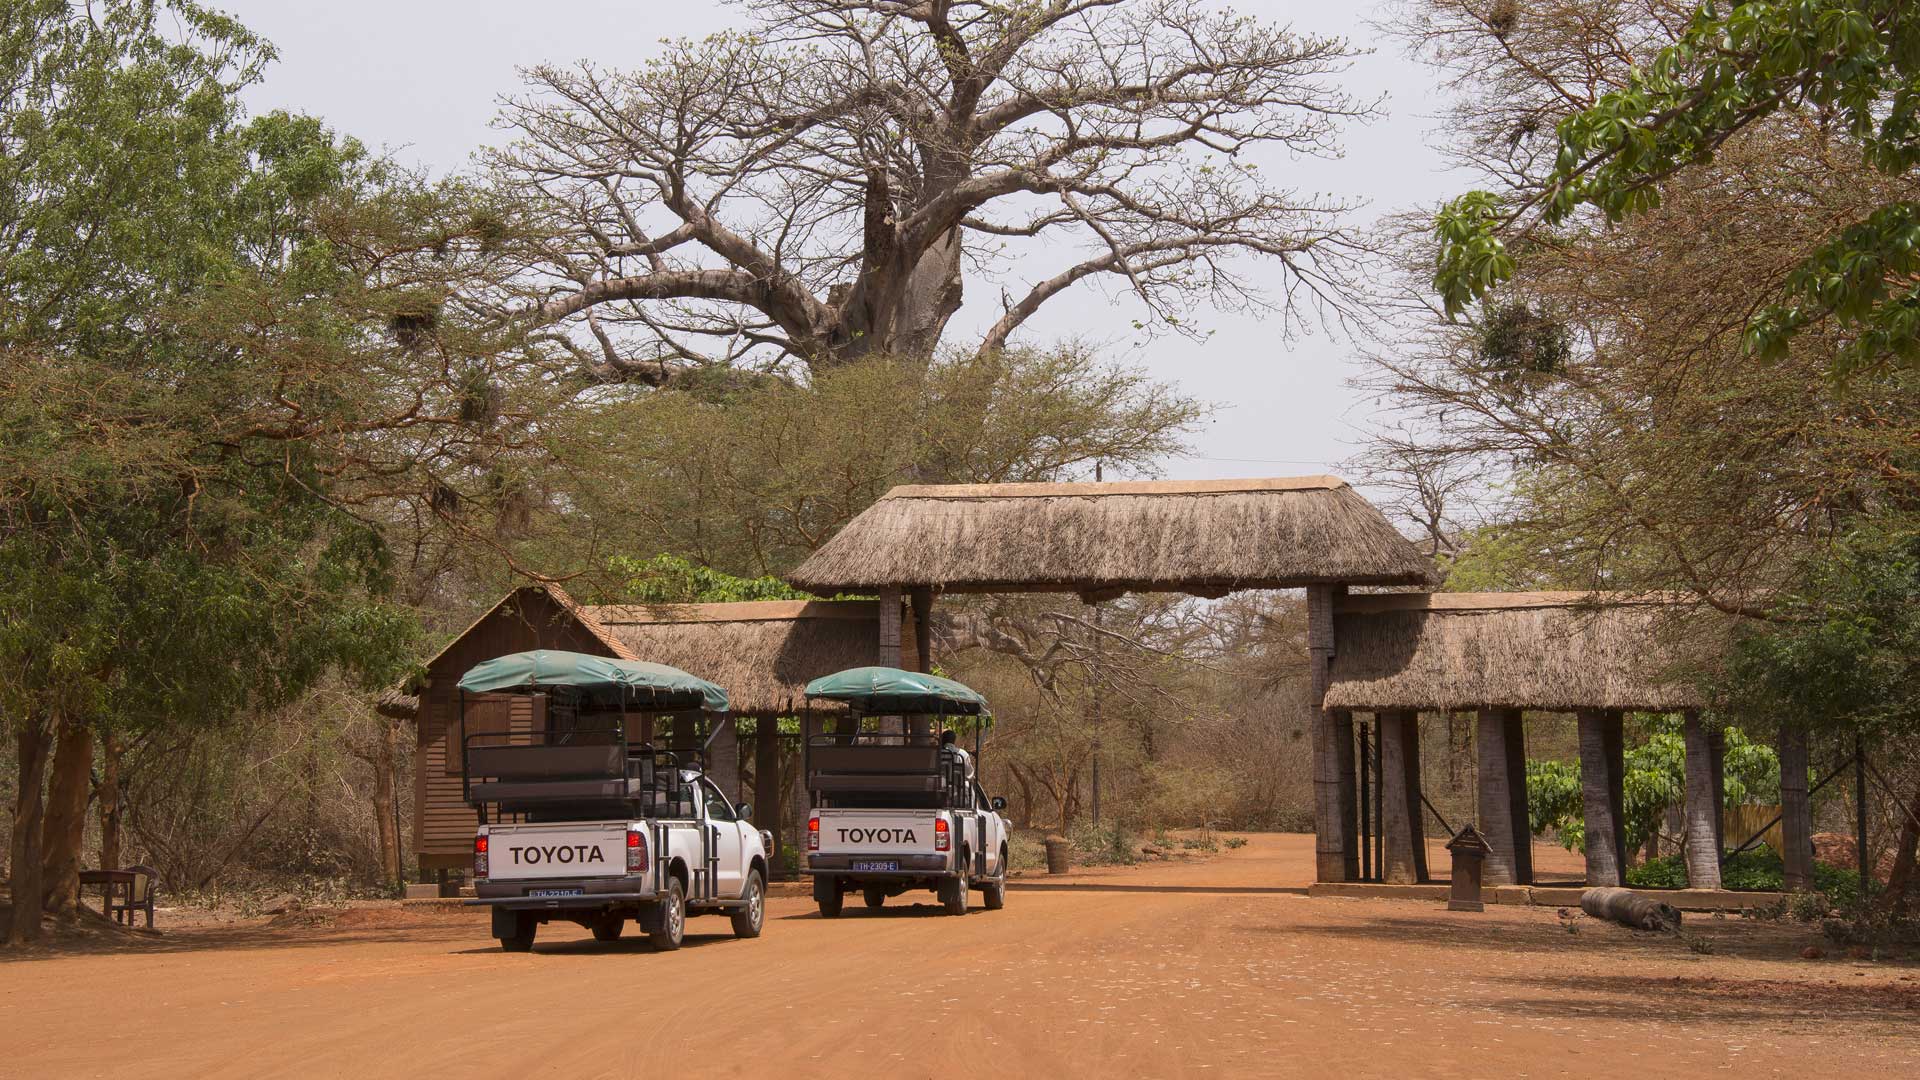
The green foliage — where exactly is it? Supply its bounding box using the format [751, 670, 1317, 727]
[552, 345, 1205, 579]
[1628, 850, 1874, 909]
[1526, 720, 1780, 853]
[1432, 1, 1920, 375]
[0, 2, 457, 750]
[1720, 525, 1920, 739]
[606, 554, 814, 604]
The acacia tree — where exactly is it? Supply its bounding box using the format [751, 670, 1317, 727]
[492, 0, 1373, 382]
[1426, 0, 1920, 377]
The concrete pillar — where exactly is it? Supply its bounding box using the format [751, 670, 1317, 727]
[1778, 724, 1814, 891]
[1476, 708, 1532, 885]
[1307, 584, 1357, 882]
[877, 586, 903, 738]
[1681, 711, 1723, 889]
[878, 586, 902, 667]
[1378, 710, 1427, 884]
[1577, 708, 1627, 886]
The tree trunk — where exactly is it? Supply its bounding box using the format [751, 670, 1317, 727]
[1377, 711, 1426, 884]
[1475, 708, 1531, 886]
[98, 726, 125, 873]
[1581, 886, 1682, 932]
[1878, 775, 1920, 916]
[372, 717, 401, 888]
[1680, 712, 1722, 889]
[39, 714, 94, 918]
[1777, 724, 1814, 892]
[1577, 709, 1627, 886]
[7, 720, 52, 944]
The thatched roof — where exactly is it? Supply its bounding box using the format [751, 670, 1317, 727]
[585, 600, 882, 715]
[1323, 591, 1713, 713]
[374, 687, 418, 721]
[786, 476, 1435, 599]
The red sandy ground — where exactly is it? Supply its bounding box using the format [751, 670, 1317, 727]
[1, 834, 1914, 1079]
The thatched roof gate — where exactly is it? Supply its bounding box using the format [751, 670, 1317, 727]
[785, 476, 1435, 600]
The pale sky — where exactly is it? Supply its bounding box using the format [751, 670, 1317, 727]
[225, 0, 1463, 488]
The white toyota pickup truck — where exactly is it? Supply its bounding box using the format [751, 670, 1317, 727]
[470, 756, 770, 951]
[455, 648, 769, 952]
[804, 734, 1010, 916]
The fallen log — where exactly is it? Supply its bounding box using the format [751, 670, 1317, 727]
[1581, 887, 1683, 932]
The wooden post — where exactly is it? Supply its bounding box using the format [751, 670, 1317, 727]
[908, 586, 934, 737]
[1778, 724, 1814, 891]
[1307, 584, 1357, 882]
[1476, 708, 1532, 885]
[707, 716, 741, 804]
[1378, 710, 1427, 884]
[1577, 708, 1628, 886]
[754, 717, 781, 858]
[1681, 711, 1723, 889]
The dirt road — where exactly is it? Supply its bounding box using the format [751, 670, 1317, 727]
[3, 835, 1915, 1079]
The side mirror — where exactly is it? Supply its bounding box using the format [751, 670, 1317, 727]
[990, 796, 1007, 811]
[737, 802, 752, 819]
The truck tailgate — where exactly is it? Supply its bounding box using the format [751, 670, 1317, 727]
[816, 812, 938, 855]
[485, 821, 627, 881]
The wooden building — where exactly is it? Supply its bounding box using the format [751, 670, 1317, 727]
[390, 585, 903, 876]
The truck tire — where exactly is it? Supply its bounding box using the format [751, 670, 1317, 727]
[730, 869, 765, 939]
[940, 871, 968, 916]
[649, 878, 686, 951]
[814, 874, 844, 918]
[863, 887, 886, 909]
[591, 914, 624, 942]
[498, 912, 536, 953]
[983, 845, 1008, 911]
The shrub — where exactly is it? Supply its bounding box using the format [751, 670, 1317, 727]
[1067, 822, 1138, 866]
[1625, 850, 1875, 910]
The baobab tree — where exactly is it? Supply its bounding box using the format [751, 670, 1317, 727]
[493, 0, 1374, 382]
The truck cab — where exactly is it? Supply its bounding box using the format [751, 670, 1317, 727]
[454, 649, 770, 952]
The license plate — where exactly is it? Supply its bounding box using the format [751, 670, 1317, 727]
[851, 861, 900, 873]
[528, 888, 584, 898]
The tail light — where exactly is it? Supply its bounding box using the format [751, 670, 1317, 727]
[473, 833, 489, 878]
[934, 817, 951, 852]
[627, 827, 649, 874]
[808, 814, 820, 852]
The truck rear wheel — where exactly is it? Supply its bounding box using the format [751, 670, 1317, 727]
[939, 872, 968, 916]
[863, 887, 886, 909]
[814, 874, 843, 918]
[649, 878, 686, 951]
[498, 912, 536, 953]
[983, 845, 1008, 910]
[730, 870, 765, 939]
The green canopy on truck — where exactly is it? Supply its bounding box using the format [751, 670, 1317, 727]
[456, 649, 729, 712]
[803, 666, 989, 715]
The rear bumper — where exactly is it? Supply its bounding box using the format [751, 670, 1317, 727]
[469, 876, 655, 909]
[806, 854, 955, 877]
[467, 891, 652, 912]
